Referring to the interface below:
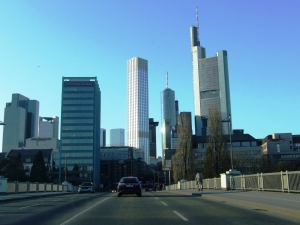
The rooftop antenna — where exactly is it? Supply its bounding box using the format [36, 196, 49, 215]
[196, 6, 199, 43]
[166, 72, 168, 88]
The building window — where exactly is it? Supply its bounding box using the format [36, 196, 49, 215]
[277, 144, 280, 152]
[251, 141, 257, 146]
[232, 142, 240, 147]
[242, 142, 250, 147]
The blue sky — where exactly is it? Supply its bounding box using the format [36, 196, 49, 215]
[0, 1, 299, 157]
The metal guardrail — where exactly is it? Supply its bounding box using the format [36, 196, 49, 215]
[166, 170, 300, 193]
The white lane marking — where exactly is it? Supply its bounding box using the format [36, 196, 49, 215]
[155, 197, 158, 199]
[173, 211, 188, 221]
[161, 201, 168, 206]
[20, 204, 40, 209]
[226, 193, 300, 203]
[60, 196, 111, 225]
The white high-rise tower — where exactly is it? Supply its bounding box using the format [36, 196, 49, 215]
[127, 57, 149, 164]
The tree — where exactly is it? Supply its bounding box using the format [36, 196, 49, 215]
[204, 107, 230, 178]
[30, 150, 48, 183]
[0, 153, 28, 181]
[171, 153, 182, 183]
[173, 112, 194, 181]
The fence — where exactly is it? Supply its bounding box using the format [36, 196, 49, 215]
[165, 170, 300, 193]
[5, 182, 73, 193]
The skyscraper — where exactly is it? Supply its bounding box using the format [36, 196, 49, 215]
[161, 73, 176, 150]
[110, 128, 125, 146]
[100, 128, 106, 147]
[2, 93, 39, 152]
[190, 23, 232, 136]
[58, 77, 101, 187]
[149, 118, 159, 158]
[127, 57, 149, 164]
[39, 116, 59, 138]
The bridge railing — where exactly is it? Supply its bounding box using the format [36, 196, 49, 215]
[4, 181, 73, 193]
[165, 170, 300, 193]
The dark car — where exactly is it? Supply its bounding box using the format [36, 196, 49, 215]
[117, 176, 142, 197]
[78, 182, 95, 194]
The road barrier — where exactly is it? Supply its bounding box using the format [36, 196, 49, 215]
[4, 181, 71, 193]
[166, 170, 300, 193]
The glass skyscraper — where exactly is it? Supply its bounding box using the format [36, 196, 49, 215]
[58, 77, 101, 187]
[190, 26, 232, 136]
[127, 57, 149, 164]
[2, 93, 39, 152]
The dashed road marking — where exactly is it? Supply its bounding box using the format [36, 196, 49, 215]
[161, 201, 168, 206]
[20, 204, 40, 209]
[173, 211, 188, 221]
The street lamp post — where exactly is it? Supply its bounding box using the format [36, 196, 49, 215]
[222, 115, 233, 170]
[64, 155, 69, 182]
[90, 166, 93, 182]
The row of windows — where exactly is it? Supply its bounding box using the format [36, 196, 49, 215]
[281, 154, 300, 159]
[61, 132, 93, 137]
[63, 100, 94, 104]
[64, 159, 93, 164]
[63, 93, 94, 98]
[63, 106, 94, 110]
[62, 119, 94, 124]
[25, 157, 49, 163]
[64, 87, 94, 91]
[62, 126, 93, 131]
[198, 142, 258, 148]
[61, 146, 94, 150]
[62, 139, 94, 144]
[200, 90, 220, 100]
[63, 113, 94, 117]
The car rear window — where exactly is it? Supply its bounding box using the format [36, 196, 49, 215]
[120, 178, 138, 183]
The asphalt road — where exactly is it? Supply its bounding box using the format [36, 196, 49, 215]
[0, 191, 299, 225]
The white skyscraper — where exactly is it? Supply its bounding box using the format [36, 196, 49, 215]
[127, 57, 149, 164]
[110, 128, 125, 146]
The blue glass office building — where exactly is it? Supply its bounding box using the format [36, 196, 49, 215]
[58, 77, 101, 187]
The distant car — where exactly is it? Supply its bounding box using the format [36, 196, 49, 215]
[117, 176, 142, 197]
[144, 184, 153, 191]
[78, 182, 95, 194]
[180, 179, 188, 183]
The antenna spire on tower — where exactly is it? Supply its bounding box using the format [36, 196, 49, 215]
[166, 72, 168, 88]
[196, 6, 199, 43]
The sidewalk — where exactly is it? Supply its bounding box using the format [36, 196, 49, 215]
[0, 191, 74, 202]
[167, 188, 300, 220]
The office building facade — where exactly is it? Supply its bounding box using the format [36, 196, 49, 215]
[149, 118, 159, 158]
[2, 94, 39, 152]
[39, 116, 59, 138]
[100, 128, 106, 147]
[110, 128, 125, 146]
[190, 26, 232, 136]
[161, 87, 176, 150]
[127, 57, 150, 164]
[58, 77, 101, 187]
